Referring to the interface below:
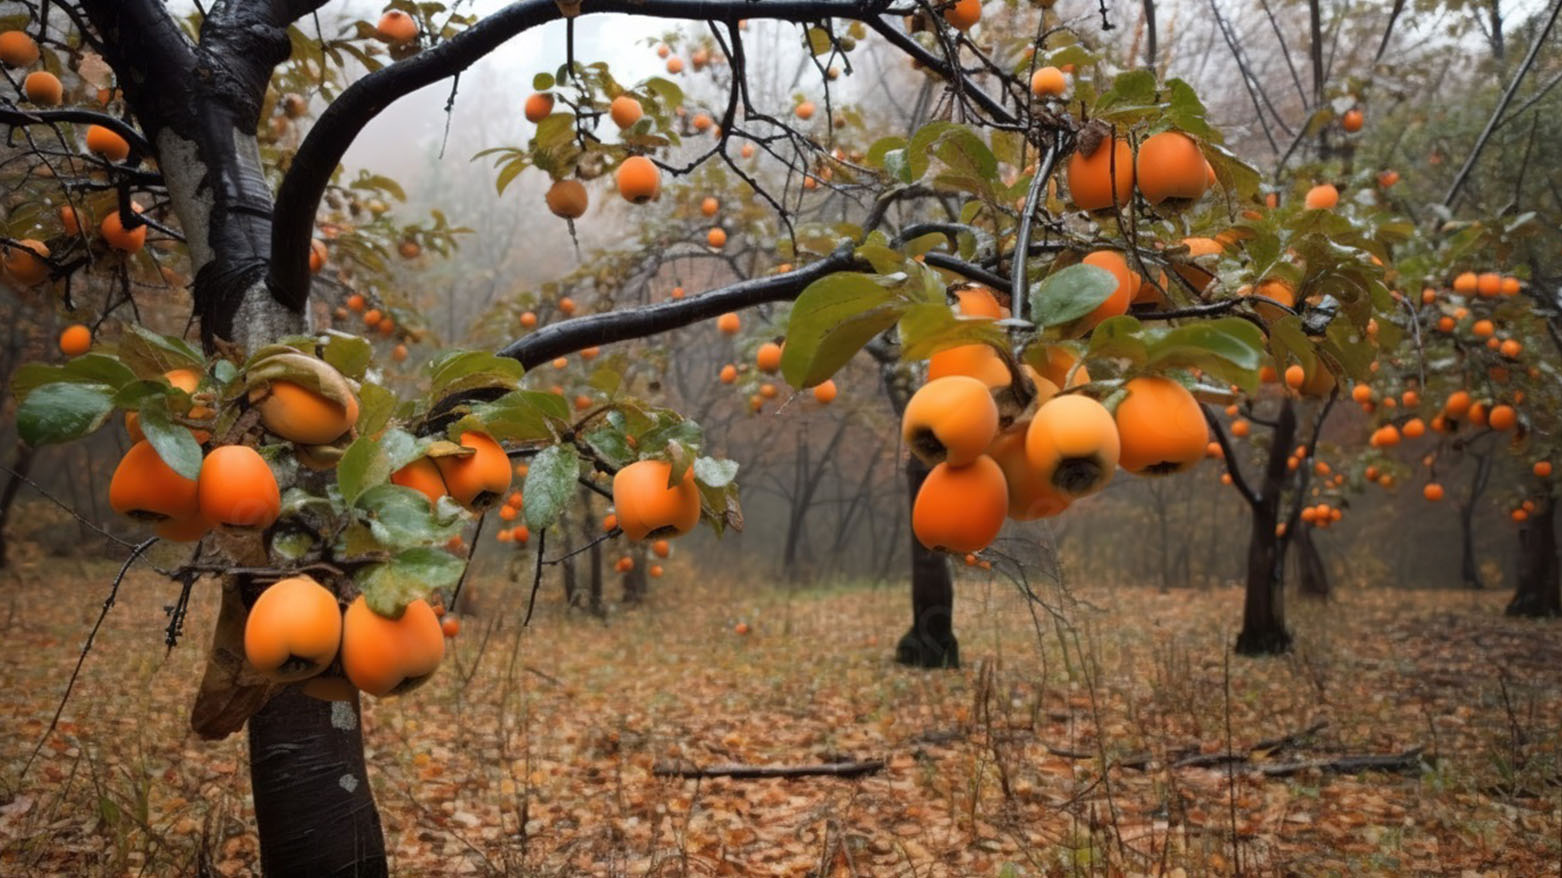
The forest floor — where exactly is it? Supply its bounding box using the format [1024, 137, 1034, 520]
[1, 549, 1560, 877]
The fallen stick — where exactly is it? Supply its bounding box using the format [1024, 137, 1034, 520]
[652, 759, 885, 780]
[1255, 748, 1428, 777]
[1252, 720, 1329, 753]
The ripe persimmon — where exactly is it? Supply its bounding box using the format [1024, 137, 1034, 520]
[86, 125, 131, 162]
[0, 30, 40, 67]
[1488, 404, 1517, 431]
[1171, 237, 1222, 292]
[198, 445, 281, 528]
[244, 576, 342, 682]
[1303, 183, 1339, 210]
[1074, 251, 1137, 332]
[309, 238, 328, 274]
[943, 0, 982, 30]
[1032, 345, 1090, 389]
[524, 92, 554, 123]
[1341, 108, 1364, 133]
[441, 616, 461, 638]
[666, 56, 684, 74]
[375, 10, 419, 43]
[387, 458, 444, 506]
[794, 100, 815, 120]
[756, 341, 783, 373]
[1066, 136, 1134, 212]
[22, 70, 62, 106]
[1025, 394, 1120, 498]
[59, 205, 82, 237]
[613, 459, 702, 540]
[1030, 66, 1066, 97]
[543, 179, 589, 220]
[707, 227, 727, 248]
[110, 440, 200, 522]
[610, 94, 644, 128]
[616, 155, 661, 203]
[340, 596, 445, 697]
[1135, 131, 1208, 208]
[58, 323, 90, 356]
[101, 204, 147, 253]
[987, 424, 1069, 520]
[812, 380, 838, 404]
[250, 379, 359, 445]
[717, 312, 740, 334]
[1114, 376, 1207, 475]
[719, 364, 738, 383]
[652, 539, 671, 558]
[913, 455, 1007, 552]
[434, 432, 511, 509]
[928, 344, 1010, 388]
[901, 375, 1000, 467]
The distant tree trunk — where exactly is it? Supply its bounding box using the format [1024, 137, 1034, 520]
[622, 543, 648, 605]
[0, 444, 35, 569]
[578, 487, 605, 617]
[587, 532, 605, 618]
[1295, 522, 1330, 599]
[248, 689, 386, 878]
[1507, 488, 1559, 617]
[894, 454, 958, 669]
[782, 417, 851, 580]
[1235, 399, 1296, 656]
[1460, 449, 1494, 588]
[560, 512, 578, 607]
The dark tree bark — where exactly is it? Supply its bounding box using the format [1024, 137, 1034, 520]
[894, 454, 959, 669]
[1461, 448, 1495, 589]
[1507, 488, 1560, 617]
[0, 444, 36, 569]
[248, 689, 386, 878]
[1295, 522, 1330, 600]
[1141, 0, 1158, 73]
[1234, 399, 1296, 656]
[559, 512, 578, 608]
[622, 543, 648, 605]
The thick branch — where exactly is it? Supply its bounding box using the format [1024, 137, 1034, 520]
[498, 245, 863, 368]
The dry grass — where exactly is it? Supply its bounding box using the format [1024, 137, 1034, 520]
[1, 550, 1560, 876]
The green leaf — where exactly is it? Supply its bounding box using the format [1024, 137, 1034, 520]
[1145, 318, 1265, 391]
[1030, 264, 1118, 328]
[17, 382, 114, 446]
[428, 350, 525, 398]
[584, 426, 636, 468]
[523, 444, 580, 531]
[897, 303, 1008, 362]
[532, 72, 554, 91]
[136, 397, 203, 480]
[322, 331, 373, 381]
[357, 547, 465, 618]
[338, 435, 389, 506]
[806, 26, 832, 55]
[453, 390, 566, 442]
[1095, 69, 1158, 112]
[1085, 316, 1149, 364]
[356, 484, 462, 547]
[782, 272, 905, 388]
[355, 382, 397, 438]
[693, 456, 739, 488]
[116, 324, 202, 377]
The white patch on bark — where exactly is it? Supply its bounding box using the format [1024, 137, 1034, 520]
[330, 700, 358, 730]
[154, 130, 214, 272]
[338, 773, 359, 793]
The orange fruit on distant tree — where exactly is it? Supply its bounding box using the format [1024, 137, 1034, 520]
[244, 576, 343, 682]
[309, 238, 328, 274]
[1025, 395, 1120, 498]
[22, 70, 63, 106]
[1452, 271, 1478, 293]
[1066, 136, 1134, 211]
[101, 204, 148, 252]
[707, 227, 727, 248]
[1423, 483, 1444, 502]
[913, 456, 1007, 552]
[612, 459, 701, 540]
[340, 597, 444, 697]
[719, 364, 738, 383]
[441, 616, 461, 638]
[1113, 376, 1207, 475]
[433, 432, 511, 510]
[756, 341, 783, 373]
[1341, 108, 1364, 132]
[701, 196, 719, 217]
[616, 155, 661, 203]
[59, 205, 82, 236]
[812, 380, 837, 404]
[4, 238, 50, 285]
[58, 323, 91, 356]
[1135, 131, 1209, 208]
[666, 56, 684, 74]
[545, 179, 588, 219]
[1476, 272, 1502, 297]
[610, 94, 644, 129]
[717, 312, 740, 334]
[902, 376, 1000, 467]
[0, 30, 40, 67]
[794, 100, 815, 120]
[1533, 461, 1552, 478]
[1284, 364, 1306, 389]
[198, 445, 281, 528]
[375, 10, 419, 43]
[1029, 66, 1066, 97]
[86, 125, 131, 162]
[1472, 319, 1494, 338]
[1303, 183, 1339, 210]
[1488, 404, 1517, 431]
[524, 92, 554, 123]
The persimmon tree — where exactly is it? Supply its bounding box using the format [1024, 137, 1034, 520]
[2, 0, 1416, 872]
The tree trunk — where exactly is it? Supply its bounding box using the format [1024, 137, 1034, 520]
[248, 689, 387, 878]
[1461, 449, 1494, 588]
[1295, 522, 1330, 599]
[0, 444, 36, 569]
[894, 454, 959, 668]
[1235, 400, 1295, 656]
[622, 543, 648, 605]
[1507, 488, 1560, 617]
[560, 513, 578, 608]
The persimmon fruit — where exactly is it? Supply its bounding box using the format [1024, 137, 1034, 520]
[1025, 394, 1120, 498]
[901, 375, 1000, 467]
[250, 379, 359, 445]
[340, 597, 445, 697]
[912, 456, 1007, 553]
[244, 576, 342, 682]
[110, 440, 200, 522]
[433, 432, 511, 510]
[198, 444, 282, 528]
[612, 459, 702, 540]
[1114, 376, 1208, 475]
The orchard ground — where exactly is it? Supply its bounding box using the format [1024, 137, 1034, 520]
[1, 552, 1559, 877]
